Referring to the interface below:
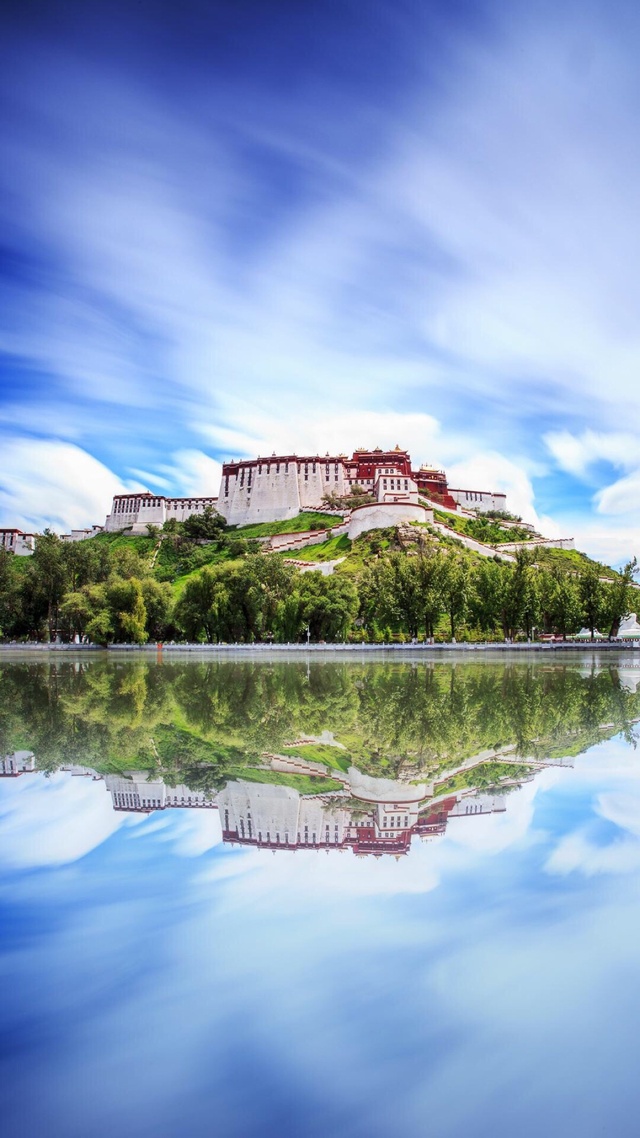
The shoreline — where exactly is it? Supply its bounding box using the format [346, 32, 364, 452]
[1, 641, 640, 655]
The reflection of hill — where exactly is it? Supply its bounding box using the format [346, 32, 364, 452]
[0, 658, 639, 797]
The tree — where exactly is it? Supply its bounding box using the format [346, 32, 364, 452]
[182, 506, 226, 541]
[174, 568, 230, 642]
[298, 573, 358, 641]
[468, 558, 503, 635]
[418, 549, 447, 640]
[603, 558, 639, 637]
[140, 578, 173, 640]
[538, 568, 581, 639]
[0, 548, 22, 638]
[579, 563, 606, 640]
[26, 530, 67, 638]
[105, 578, 148, 643]
[441, 556, 469, 640]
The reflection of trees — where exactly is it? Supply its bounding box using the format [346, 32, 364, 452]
[1, 658, 639, 788]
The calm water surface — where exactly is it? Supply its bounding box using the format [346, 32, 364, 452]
[2, 652, 640, 1138]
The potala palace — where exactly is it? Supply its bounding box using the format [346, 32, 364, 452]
[3, 443, 550, 556]
[103, 445, 508, 536]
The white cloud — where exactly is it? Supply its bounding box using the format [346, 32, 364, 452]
[446, 769, 563, 854]
[545, 830, 640, 877]
[198, 409, 442, 466]
[6, 10, 640, 564]
[162, 449, 222, 498]
[445, 450, 562, 532]
[0, 438, 128, 532]
[548, 515, 640, 566]
[595, 470, 640, 516]
[545, 430, 640, 479]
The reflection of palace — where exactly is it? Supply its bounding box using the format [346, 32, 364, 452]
[217, 780, 506, 857]
[85, 767, 511, 856]
[0, 751, 35, 776]
[2, 751, 513, 857]
[89, 763, 513, 855]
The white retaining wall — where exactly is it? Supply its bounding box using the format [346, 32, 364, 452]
[347, 502, 433, 540]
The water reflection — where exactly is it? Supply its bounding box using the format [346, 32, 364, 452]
[4, 655, 640, 1138]
[2, 655, 639, 858]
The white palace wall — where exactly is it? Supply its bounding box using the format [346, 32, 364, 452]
[218, 457, 349, 526]
[218, 778, 353, 846]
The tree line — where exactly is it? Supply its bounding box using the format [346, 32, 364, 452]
[0, 526, 637, 643]
[2, 657, 638, 785]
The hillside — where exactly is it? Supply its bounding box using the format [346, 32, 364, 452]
[0, 510, 636, 644]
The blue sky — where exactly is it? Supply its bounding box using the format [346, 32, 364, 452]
[3, 733, 640, 1137]
[2, 0, 640, 562]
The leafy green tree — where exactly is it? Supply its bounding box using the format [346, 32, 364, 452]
[468, 558, 503, 635]
[182, 506, 226, 541]
[441, 556, 469, 639]
[110, 545, 149, 580]
[538, 568, 581, 638]
[174, 568, 230, 642]
[140, 578, 174, 640]
[603, 557, 639, 636]
[298, 572, 358, 641]
[25, 530, 67, 638]
[418, 550, 447, 639]
[62, 539, 112, 590]
[105, 578, 148, 643]
[59, 590, 95, 639]
[579, 563, 607, 639]
[576, 566, 605, 641]
[0, 548, 20, 637]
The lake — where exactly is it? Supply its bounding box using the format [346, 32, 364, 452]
[2, 651, 640, 1137]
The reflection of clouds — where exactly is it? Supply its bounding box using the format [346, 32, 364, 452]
[0, 776, 225, 869]
[446, 768, 562, 855]
[546, 830, 640, 877]
[0, 773, 135, 867]
[7, 734, 640, 1136]
[597, 789, 640, 837]
[158, 808, 222, 856]
[543, 737, 640, 877]
[197, 842, 441, 898]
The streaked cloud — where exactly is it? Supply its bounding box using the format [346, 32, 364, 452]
[0, 439, 129, 532]
[2, 2, 640, 558]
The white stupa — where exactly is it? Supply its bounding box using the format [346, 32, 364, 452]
[617, 613, 640, 639]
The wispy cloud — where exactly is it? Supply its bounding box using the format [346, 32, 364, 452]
[2, 2, 640, 556]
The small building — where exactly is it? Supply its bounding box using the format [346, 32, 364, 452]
[60, 526, 104, 542]
[0, 528, 36, 556]
[104, 493, 219, 533]
[448, 487, 508, 513]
